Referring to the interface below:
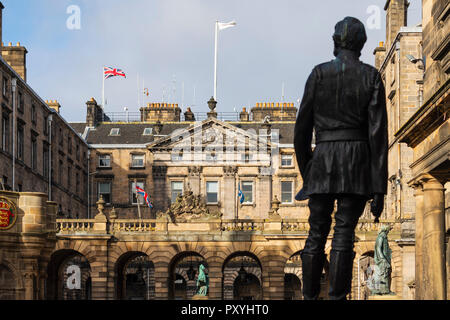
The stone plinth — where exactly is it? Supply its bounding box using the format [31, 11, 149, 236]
[368, 294, 401, 300]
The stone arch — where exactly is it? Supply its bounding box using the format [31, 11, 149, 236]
[46, 249, 92, 300]
[0, 259, 24, 300]
[53, 240, 96, 266]
[168, 250, 208, 300]
[113, 251, 155, 300]
[222, 251, 263, 300]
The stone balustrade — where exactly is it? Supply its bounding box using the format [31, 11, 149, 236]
[55, 218, 400, 236]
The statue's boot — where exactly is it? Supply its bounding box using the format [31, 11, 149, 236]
[301, 251, 326, 300]
[328, 250, 355, 300]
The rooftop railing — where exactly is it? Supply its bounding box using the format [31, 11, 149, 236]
[102, 112, 251, 123]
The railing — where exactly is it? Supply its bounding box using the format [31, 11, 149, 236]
[57, 220, 95, 233]
[111, 219, 156, 232]
[102, 112, 251, 123]
[56, 218, 399, 235]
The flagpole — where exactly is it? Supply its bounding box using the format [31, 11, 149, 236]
[214, 20, 218, 100]
[135, 179, 142, 220]
[102, 66, 105, 109]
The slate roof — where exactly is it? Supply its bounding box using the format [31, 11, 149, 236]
[68, 120, 296, 146]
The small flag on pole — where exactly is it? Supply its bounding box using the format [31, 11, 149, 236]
[104, 67, 127, 80]
[238, 182, 245, 204]
[136, 186, 153, 208]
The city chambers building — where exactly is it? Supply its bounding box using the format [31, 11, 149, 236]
[0, 1, 448, 300]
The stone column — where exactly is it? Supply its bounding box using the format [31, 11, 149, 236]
[411, 182, 424, 299]
[22, 271, 37, 300]
[421, 175, 446, 300]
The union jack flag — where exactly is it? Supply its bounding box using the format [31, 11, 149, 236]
[104, 67, 126, 80]
[135, 186, 153, 208]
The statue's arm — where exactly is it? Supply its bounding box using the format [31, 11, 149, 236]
[294, 68, 317, 179]
[367, 71, 388, 197]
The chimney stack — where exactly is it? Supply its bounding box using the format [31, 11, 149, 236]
[384, 0, 409, 49]
[46, 100, 61, 113]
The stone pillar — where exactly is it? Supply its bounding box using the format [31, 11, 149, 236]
[222, 167, 237, 219]
[22, 271, 37, 300]
[187, 166, 201, 195]
[421, 175, 446, 300]
[206, 260, 223, 300]
[89, 240, 110, 300]
[154, 261, 169, 299]
[256, 174, 271, 219]
[261, 255, 286, 300]
[412, 182, 424, 299]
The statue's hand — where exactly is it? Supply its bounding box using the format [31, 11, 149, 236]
[371, 194, 384, 223]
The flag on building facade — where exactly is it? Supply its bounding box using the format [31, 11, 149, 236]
[238, 182, 245, 204]
[104, 67, 127, 80]
[136, 186, 153, 208]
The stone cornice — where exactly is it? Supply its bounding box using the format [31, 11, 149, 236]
[395, 78, 450, 147]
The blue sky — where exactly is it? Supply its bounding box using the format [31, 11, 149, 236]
[2, 0, 422, 122]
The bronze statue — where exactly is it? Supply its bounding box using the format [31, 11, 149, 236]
[294, 17, 388, 300]
[196, 264, 209, 296]
[371, 225, 394, 295]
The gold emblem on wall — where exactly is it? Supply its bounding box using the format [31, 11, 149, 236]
[0, 197, 17, 230]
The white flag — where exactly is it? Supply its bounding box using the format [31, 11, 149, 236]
[218, 21, 237, 31]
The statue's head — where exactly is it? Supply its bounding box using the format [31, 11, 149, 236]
[333, 17, 367, 57]
[380, 224, 392, 234]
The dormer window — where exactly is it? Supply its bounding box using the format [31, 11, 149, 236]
[143, 128, 153, 136]
[110, 128, 120, 136]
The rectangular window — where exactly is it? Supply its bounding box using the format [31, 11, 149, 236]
[17, 125, 24, 160]
[76, 172, 80, 194]
[242, 181, 253, 204]
[43, 115, 48, 136]
[31, 105, 36, 124]
[43, 145, 49, 178]
[281, 154, 293, 167]
[58, 160, 63, 185]
[18, 92, 24, 113]
[98, 182, 111, 204]
[98, 154, 111, 167]
[31, 134, 37, 170]
[281, 181, 293, 204]
[131, 181, 145, 205]
[206, 181, 218, 204]
[68, 166, 72, 189]
[68, 137, 72, 154]
[1, 114, 9, 152]
[131, 154, 145, 168]
[171, 181, 183, 203]
[2, 77, 7, 97]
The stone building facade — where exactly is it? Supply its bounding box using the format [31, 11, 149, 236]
[373, 0, 423, 299]
[0, 0, 423, 300]
[395, 0, 449, 300]
[0, 4, 88, 218]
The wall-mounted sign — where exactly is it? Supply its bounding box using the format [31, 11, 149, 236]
[0, 197, 17, 230]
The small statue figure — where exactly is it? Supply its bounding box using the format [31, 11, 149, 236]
[371, 225, 395, 295]
[196, 264, 209, 296]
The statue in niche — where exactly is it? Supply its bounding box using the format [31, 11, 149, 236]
[196, 264, 209, 296]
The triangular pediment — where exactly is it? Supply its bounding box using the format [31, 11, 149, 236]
[147, 117, 272, 152]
